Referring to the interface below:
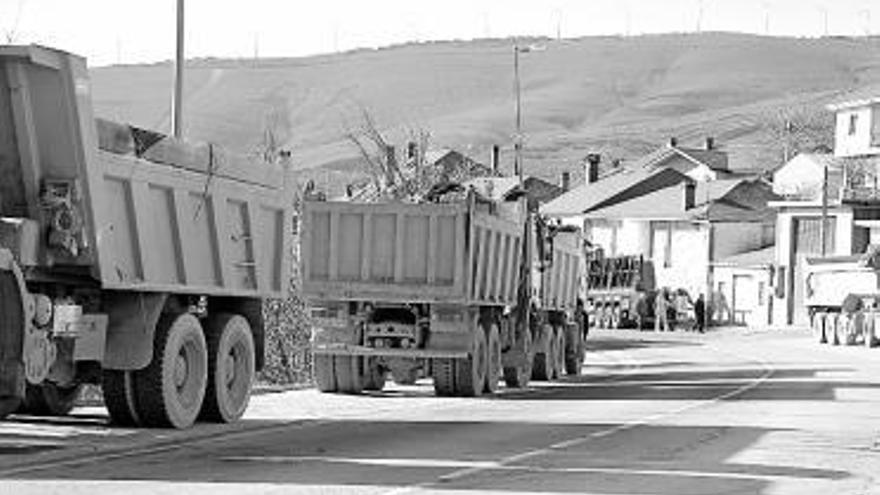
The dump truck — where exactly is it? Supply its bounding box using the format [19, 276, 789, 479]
[806, 249, 879, 348]
[0, 45, 292, 428]
[584, 252, 656, 329]
[301, 192, 586, 396]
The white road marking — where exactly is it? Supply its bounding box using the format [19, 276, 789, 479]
[383, 340, 776, 494]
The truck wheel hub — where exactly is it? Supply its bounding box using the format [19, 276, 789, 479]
[174, 354, 188, 387]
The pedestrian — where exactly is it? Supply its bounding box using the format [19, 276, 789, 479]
[694, 293, 706, 333]
[654, 288, 670, 332]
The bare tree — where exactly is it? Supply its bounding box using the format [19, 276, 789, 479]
[761, 103, 834, 164]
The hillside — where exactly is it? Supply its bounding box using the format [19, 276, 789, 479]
[88, 32, 880, 195]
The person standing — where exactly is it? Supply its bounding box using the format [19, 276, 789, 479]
[694, 293, 706, 333]
[655, 288, 669, 332]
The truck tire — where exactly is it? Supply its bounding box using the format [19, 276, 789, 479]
[503, 327, 531, 388]
[830, 314, 841, 346]
[200, 314, 255, 423]
[102, 369, 141, 426]
[531, 324, 553, 381]
[813, 312, 827, 344]
[484, 323, 501, 394]
[0, 269, 24, 420]
[865, 315, 876, 348]
[364, 358, 388, 391]
[564, 323, 585, 376]
[21, 382, 81, 416]
[335, 356, 364, 394]
[432, 358, 457, 396]
[391, 367, 417, 386]
[552, 326, 565, 380]
[454, 328, 487, 397]
[313, 355, 337, 392]
[134, 313, 208, 429]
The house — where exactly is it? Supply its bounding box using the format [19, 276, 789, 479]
[465, 175, 565, 206]
[711, 246, 775, 327]
[639, 137, 733, 182]
[571, 178, 777, 312]
[770, 93, 880, 326]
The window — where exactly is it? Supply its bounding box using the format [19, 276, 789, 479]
[650, 221, 673, 268]
[849, 113, 859, 136]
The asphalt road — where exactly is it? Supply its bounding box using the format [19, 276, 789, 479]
[2, 328, 880, 495]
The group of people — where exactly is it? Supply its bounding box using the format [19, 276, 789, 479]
[654, 288, 706, 333]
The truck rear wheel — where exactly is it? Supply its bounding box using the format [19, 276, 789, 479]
[830, 314, 841, 346]
[200, 314, 255, 423]
[21, 382, 81, 416]
[484, 323, 501, 394]
[454, 328, 487, 397]
[564, 323, 585, 376]
[0, 269, 25, 420]
[866, 315, 877, 348]
[102, 369, 141, 426]
[552, 326, 565, 380]
[503, 326, 531, 388]
[813, 312, 827, 344]
[364, 358, 388, 391]
[335, 356, 364, 394]
[135, 313, 208, 429]
[531, 324, 553, 381]
[432, 358, 457, 396]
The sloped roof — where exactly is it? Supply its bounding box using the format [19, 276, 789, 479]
[636, 144, 729, 172]
[541, 167, 690, 216]
[826, 85, 880, 111]
[714, 245, 775, 267]
[582, 179, 778, 223]
[424, 148, 456, 164]
[465, 176, 563, 203]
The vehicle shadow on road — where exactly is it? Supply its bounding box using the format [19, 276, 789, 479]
[0, 419, 852, 494]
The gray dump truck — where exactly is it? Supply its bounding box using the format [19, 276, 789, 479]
[0, 45, 292, 428]
[301, 192, 586, 396]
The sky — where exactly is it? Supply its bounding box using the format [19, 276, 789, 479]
[1, 0, 879, 66]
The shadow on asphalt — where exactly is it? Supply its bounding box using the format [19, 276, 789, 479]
[585, 335, 702, 352]
[5, 419, 851, 494]
[493, 366, 868, 401]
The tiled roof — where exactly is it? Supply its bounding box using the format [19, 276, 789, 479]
[714, 245, 775, 267]
[541, 167, 689, 216]
[581, 179, 778, 222]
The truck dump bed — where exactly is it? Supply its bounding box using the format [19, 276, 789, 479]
[302, 198, 523, 306]
[0, 45, 291, 298]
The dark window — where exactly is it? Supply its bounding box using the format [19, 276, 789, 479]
[849, 114, 859, 136]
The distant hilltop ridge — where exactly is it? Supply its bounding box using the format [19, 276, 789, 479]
[89, 32, 880, 196]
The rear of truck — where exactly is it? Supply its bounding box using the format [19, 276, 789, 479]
[0, 45, 292, 427]
[584, 253, 656, 329]
[302, 192, 587, 396]
[805, 254, 879, 347]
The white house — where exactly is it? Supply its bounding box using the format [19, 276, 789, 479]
[770, 93, 880, 326]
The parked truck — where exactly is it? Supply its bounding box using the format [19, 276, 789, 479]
[301, 191, 586, 396]
[0, 45, 292, 427]
[806, 249, 879, 348]
[584, 251, 656, 329]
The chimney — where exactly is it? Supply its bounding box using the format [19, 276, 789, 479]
[585, 153, 601, 184]
[704, 137, 714, 150]
[668, 137, 678, 148]
[490, 144, 500, 175]
[560, 171, 571, 192]
[407, 141, 418, 160]
[683, 181, 696, 210]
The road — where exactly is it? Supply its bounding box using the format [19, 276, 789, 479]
[1, 328, 879, 495]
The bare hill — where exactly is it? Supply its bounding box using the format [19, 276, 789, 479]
[89, 32, 880, 194]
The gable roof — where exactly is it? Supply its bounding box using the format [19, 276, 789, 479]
[637, 144, 729, 173]
[541, 167, 690, 216]
[581, 178, 778, 222]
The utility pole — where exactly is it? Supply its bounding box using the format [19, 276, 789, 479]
[171, 0, 185, 139]
[821, 163, 829, 256]
[513, 43, 523, 183]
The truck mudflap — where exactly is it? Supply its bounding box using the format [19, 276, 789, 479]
[0, 249, 27, 417]
[312, 343, 468, 359]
